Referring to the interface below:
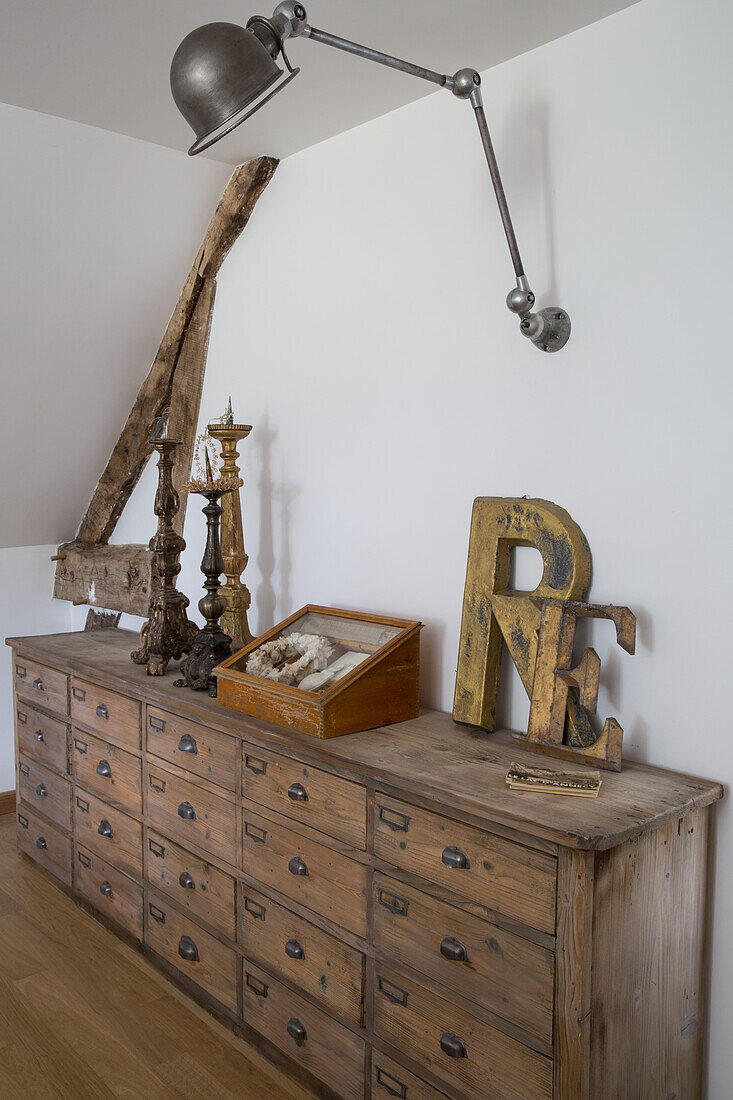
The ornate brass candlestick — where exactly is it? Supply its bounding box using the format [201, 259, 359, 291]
[175, 447, 240, 696]
[208, 398, 254, 649]
[132, 419, 196, 674]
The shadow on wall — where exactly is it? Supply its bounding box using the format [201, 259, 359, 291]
[254, 409, 300, 633]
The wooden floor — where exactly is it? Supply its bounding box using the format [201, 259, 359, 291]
[0, 813, 315, 1099]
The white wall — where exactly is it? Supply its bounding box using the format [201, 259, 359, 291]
[15, 0, 733, 1090]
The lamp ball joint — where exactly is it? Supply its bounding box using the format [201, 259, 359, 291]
[506, 287, 535, 314]
[272, 1, 308, 39]
[452, 68, 481, 99]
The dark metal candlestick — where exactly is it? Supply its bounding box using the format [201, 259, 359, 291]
[175, 471, 235, 696]
[131, 432, 197, 675]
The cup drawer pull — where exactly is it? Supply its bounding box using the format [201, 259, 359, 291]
[246, 972, 268, 997]
[178, 733, 197, 754]
[72, 686, 86, 701]
[440, 1032, 468, 1059]
[35, 783, 47, 798]
[177, 801, 196, 820]
[378, 889, 409, 917]
[33, 730, 44, 742]
[149, 904, 166, 923]
[179, 871, 195, 890]
[286, 1017, 307, 1047]
[288, 856, 308, 877]
[442, 846, 470, 870]
[96, 759, 112, 778]
[244, 822, 267, 844]
[287, 782, 308, 802]
[440, 936, 469, 962]
[36, 836, 48, 850]
[33, 678, 45, 692]
[97, 819, 114, 838]
[148, 714, 166, 733]
[178, 935, 199, 962]
[379, 805, 410, 832]
[375, 1067, 407, 1099]
[285, 938, 305, 960]
[99, 881, 113, 897]
[95, 703, 109, 720]
[378, 977, 409, 1007]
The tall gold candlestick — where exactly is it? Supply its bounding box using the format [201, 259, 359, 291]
[208, 401, 254, 650]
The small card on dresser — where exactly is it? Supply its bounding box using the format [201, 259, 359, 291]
[506, 761, 602, 797]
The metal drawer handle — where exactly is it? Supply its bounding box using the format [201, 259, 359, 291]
[377, 889, 409, 917]
[96, 760, 112, 778]
[245, 972, 268, 997]
[78, 851, 91, 868]
[440, 1032, 468, 1059]
[244, 754, 267, 775]
[36, 836, 48, 850]
[100, 881, 113, 897]
[72, 686, 86, 701]
[178, 733, 198, 754]
[74, 738, 88, 755]
[286, 1018, 307, 1047]
[97, 819, 114, 838]
[148, 714, 166, 732]
[149, 774, 166, 793]
[244, 822, 267, 844]
[149, 839, 166, 859]
[442, 846, 470, 870]
[19, 763, 29, 777]
[179, 871, 195, 890]
[149, 904, 166, 923]
[76, 796, 89, 814]
[378, 805, 410, 832]
[177, 801, 196, 820]
[18, 814, 29, 829]
[35, 783, 47, 798]
[178, 935, 199, 962]
[33, 678, 45, 692]
[375, 1067, 407, 1099]
[244, 897, 266, 920]
[96, 703, 109, 720]
[285, 939, 305, 960]
[33, 730, 44, 742]
[287, 782, 308, 802]
[288, 856, 308, 877]
[377, 977, 409, 1007]
[16, 664, 27, 679]
[17, 710, 28, 725]
[440, 936, 469, 962]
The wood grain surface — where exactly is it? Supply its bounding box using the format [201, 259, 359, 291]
[145, 761, 237, 862]
[14, 655, 68, 715]
[16, 702, 68, 774]
[17, 754, 71, 831]
[71, 731, 142, 814]
[147, 705, 239, 791]
[146, 828, 236, 941]
[75, 844, 143, 940]
[73, 787, 142, 881]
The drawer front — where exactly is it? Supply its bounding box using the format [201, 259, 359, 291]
[145, 763, 236, 864]
[18, 754, 71, 831]
[16, 704, 68, 774]
[71, 678, 140, 749]
[146, 829, 236, 941]
[14, 657, 68, 716]
[372, 1051, 448, 1100]
[241, 802, 368, 938]
[71, 731, 142, 813]
[374, 795, 557, 935]
[17, 807, 72, 885]
[145, 890, 237, 1012]
[73, 789, 142, 881]
[242, 961, 365, 1100]
[75, 844, 143, 940]
[373, 964, 553, 1100]
[146, 707, 238, 792]
[242, 745, 367, 849]
[241, 883, 364, 1026]
[374, 873, 554, 1046]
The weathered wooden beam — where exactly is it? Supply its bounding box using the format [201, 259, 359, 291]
[75, 156, 278, 547]
[53, 543, 153, 617]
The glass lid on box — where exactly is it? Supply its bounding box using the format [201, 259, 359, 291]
[235, 611, 402, 693]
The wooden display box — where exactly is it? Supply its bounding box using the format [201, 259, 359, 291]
[214, 606, 422, 738]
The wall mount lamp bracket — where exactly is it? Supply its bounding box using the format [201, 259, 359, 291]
[171, 1, 570, 352]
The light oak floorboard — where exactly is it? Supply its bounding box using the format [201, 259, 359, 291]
[0, 814, 314, 1099]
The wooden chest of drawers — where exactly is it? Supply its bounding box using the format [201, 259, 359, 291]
[7, 630, 723, 1100]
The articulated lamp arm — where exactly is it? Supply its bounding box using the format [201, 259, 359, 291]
[261, 2, 570, 352]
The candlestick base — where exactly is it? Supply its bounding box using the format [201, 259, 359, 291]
[174, 627, 232, 696]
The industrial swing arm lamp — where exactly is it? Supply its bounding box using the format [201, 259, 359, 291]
[171, 1, 570, 352]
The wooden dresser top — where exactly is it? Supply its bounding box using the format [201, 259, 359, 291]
[7, 630, 722, 852]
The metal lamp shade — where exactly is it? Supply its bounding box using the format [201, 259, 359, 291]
[171, 22, 294, 155]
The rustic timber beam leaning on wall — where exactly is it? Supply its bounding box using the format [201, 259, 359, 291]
[53, 156, 278, 616]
